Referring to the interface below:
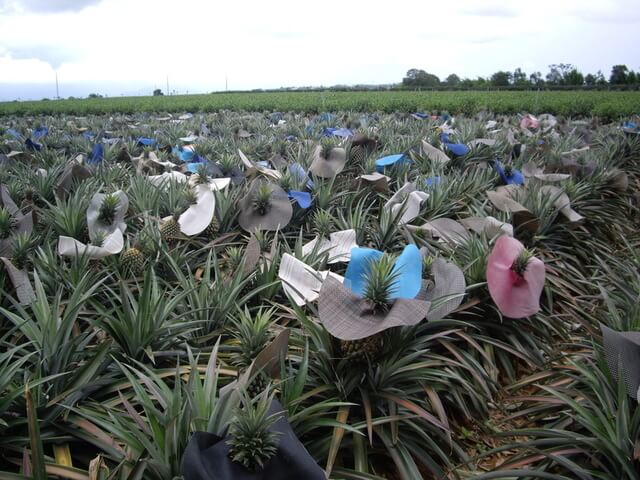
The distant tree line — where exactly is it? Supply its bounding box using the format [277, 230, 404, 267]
[401, 64, 639, 89]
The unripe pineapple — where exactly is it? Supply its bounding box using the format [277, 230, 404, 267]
[160, 212, 182, 241]
[247, 371, 269, 398]
[252, 184, 273, 216]
[350, 145, 366, 164]
[204, 217, 219, 239]
[121, 246, 145, 276]
[339, 334, 384, 362]
[227, 391, 281, 472]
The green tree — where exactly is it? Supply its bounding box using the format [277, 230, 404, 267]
[610, 64, 629, 84]
[445, 73, 461, 86]
[564, 68, 584, 86]
[512, 68, 528, 85]
[529, 72, 544, 86]
[402, 69, 440, 87]
[584, 74, 596, 86]
[490, 71, 512, 86]
[153, 89, 164, 96]
[626, 71, 637, 84]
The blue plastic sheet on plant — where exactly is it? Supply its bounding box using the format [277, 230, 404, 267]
[83, 131, 95, 140]
[322, 127, 353, 138]
[87, 143, 104, 164]
[425, 176, 441, 187]
[25, 138, 42, 151]
[32, 126, 48, 139]
[289, 163, 314, 189]
[412, 112, 429, 119]
[173, 145, 195, 162]
[344, 244, 422, 299]
[375, 154, 410, 173]
[440, 133, 470, 156]
[494, 160, 524, 185]
[288, 191, 312, 209]
[6, 129, 21, 139]
[137, 137, 156, 147]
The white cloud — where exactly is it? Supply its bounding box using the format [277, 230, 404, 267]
[0, 0, 638, 99]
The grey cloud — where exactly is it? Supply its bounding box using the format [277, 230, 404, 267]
[7, 45, 79, 68]
[460, 6, 519, 18]
[0, 0, 103, 13]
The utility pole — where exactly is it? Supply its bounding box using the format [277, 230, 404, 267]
[55, 71, 59, 99]
[166, 75, 170, 96]
[225, 74, 228, 91]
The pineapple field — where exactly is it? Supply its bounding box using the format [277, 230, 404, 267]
[0, 110, 639, 480]
[2, 90, 640, 119]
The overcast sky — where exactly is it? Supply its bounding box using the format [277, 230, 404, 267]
[0, 0, 638, 100]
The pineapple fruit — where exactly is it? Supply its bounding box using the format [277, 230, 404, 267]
[121, 246, 145, 276]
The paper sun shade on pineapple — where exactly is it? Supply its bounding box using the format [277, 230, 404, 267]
[238, 182, 293, 232]
[405, 218, 470, 246]
[460, 216, 514, 238]
[417, 251, 467, 321]
[238, 149, 281, 180]
[160, 184, 216, 237]
[278, 253, 344, 306]
[302, 229, 358, 264]
[0, 186, 33, 257]
[356, 172, 391, 192]
[308, 143, 347, 178]
[58, 191, 129, 259]
[519, 114, 540, 130]
[487, 186, 539, 234]
[55, 161, 92, 199]
[601, 323, 640, 400]
[486, 235, 545, 318]
[421, 139, 452, 165]
[521, 161, 571, 183]
[182, 397, 325, 480]
[384, 182, 429, 225]
[133, 150, 177, 176]
[318, 245, 431, 340]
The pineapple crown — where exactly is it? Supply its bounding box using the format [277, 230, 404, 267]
[195, 164, 210, 184]
[224, 246, 244, 272]
[320, 140, 335, 159]
[278, 170, 293, 192]
[422, 255, 434, 278]
[511, 248, 534, 276]
[91, 230, 107, 248]
[504, 164, 514, 177]
[0, 207, 15, 239]
[232, 307, 273, 368]
[219, 154, 237, 175]
[11, 233, 35, 270]
[183, 187, 198, 206]
[252, 184, 273, 216]
[362, 254, 401, 313]
[227, 390, 282, 473]
[98, 194, 120, 225]
[312, 209, 334, 239]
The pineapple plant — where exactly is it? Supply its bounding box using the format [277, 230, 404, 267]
[226, 390, 282, 472]
[231, 308, 274, 398]
[252, 184, 273, 215]
[339, 254, 400, 362]
[11, 233, 36, 270]
[312, 209, 334, 239]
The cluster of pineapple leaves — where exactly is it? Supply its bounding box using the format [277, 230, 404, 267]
[0, 110, 639, 480]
